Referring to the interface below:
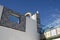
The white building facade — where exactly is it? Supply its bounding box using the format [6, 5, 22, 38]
[0, 5, 40, 40]
[44, 19, 60, 40]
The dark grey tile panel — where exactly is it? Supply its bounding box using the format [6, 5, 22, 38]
[36, 14, 40, 33]
[0, 7, 26, 32]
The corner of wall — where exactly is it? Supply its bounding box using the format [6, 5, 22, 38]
[0, 5, 4, 20]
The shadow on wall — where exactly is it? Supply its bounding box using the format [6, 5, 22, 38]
[40, 27, 46, 40]
[40, 33, 46, 40]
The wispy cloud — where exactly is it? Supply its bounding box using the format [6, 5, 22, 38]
[43, 8, 60, 32]
[48, 8, 60, 19]
[44, 18, 60, 32]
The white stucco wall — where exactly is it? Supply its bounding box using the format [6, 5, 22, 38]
[0, 6, 40, 40]
[26, 14, 40, 40]
[0, 5, 4, 20]
[0, 26, 40, 40]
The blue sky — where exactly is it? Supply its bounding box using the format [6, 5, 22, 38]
[0, 0, 60, 30]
